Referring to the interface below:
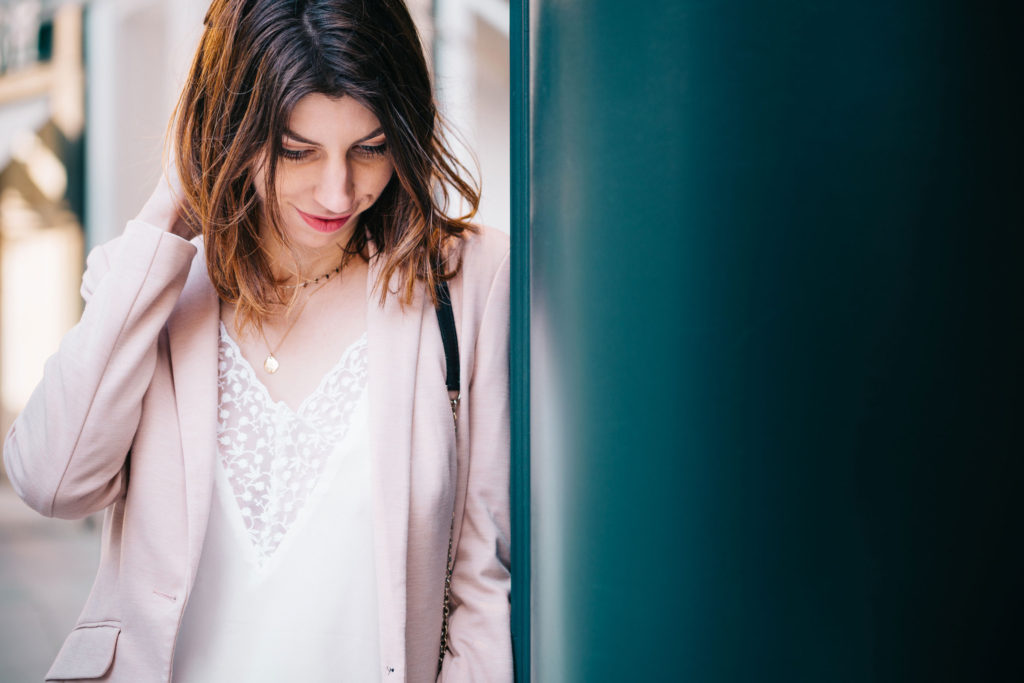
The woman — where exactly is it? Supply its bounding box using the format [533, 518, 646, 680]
[2, 0, 511, 681]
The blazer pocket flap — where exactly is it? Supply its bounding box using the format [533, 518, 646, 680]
[45, 622, 121, 681]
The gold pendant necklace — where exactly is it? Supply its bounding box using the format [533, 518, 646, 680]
[263, 353, 281, 374]
[260, 273, 335, 374]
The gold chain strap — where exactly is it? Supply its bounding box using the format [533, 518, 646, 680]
[437, 394, 460, 672]
[437, 513, 455, 670]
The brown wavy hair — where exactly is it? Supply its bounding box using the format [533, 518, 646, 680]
[172, 0, 479, 331]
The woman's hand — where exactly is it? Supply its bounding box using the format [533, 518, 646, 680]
[134, 164, 193, 239]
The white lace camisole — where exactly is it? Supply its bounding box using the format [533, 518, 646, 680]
[172, 323, 381, 682]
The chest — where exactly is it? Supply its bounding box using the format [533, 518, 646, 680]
[219, 262, 369, 410]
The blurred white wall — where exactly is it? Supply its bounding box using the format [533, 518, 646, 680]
[84, 0, 207, 248]
[0, 1, 87, 445]
[434, 0, 510, 233]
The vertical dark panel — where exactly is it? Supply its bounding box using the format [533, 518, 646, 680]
[529, 1, 1023, 681]
[509, 1, 531, 681]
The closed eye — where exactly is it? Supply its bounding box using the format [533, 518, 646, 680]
[281, 147, 313, 161]
[354, 142, 388, 158]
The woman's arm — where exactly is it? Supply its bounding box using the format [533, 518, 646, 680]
[2, 175, 197, 520]
[441, 245, 513, 682]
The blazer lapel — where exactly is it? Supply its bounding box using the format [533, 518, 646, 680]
[166, 244, 220, 583]
[366, 249, 425, 675]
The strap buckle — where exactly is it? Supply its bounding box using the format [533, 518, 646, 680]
[448, 391, 461, 427]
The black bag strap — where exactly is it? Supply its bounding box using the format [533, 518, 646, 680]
[434, 279, 460, 398]
[435, 278, 460, 671]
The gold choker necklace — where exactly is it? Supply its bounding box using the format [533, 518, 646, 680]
[280, 263, 343, 289]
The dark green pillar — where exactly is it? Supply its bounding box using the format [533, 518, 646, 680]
[525, 1, 1023, 680]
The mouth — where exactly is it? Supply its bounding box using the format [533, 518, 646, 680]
[296, 208, 352, 234]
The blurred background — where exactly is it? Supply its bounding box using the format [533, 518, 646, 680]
[0, 0, 508, 678]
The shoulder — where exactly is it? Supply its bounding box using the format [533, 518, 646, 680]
[453, 225, 510, 293]
[448, 226, 509, 342]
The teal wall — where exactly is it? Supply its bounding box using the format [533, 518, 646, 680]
[525, 1, 1023, 681]
[509, 0, 530, 678]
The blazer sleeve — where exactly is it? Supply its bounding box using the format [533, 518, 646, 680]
[2, 220, 197, 519]
[440, 247, 513, 682]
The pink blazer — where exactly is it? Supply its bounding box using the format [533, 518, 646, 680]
[3, 221, 512, 682]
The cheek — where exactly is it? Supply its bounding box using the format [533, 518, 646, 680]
[368, 164, 395, 200]
[254, 163, 304, 206]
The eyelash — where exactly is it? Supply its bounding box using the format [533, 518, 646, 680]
[355, 142, 388, 158]
[279, 142, 388, 161]
[280, 148, 311, 161]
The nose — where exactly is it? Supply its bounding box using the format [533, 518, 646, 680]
[312, 158, 354, 215]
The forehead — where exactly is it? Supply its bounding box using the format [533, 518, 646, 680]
[286, 93, 383, 143]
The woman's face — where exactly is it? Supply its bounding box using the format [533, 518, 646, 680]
[253, 93, 395, 255]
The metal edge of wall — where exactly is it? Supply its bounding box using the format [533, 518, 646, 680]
[509, 0, 530, 680]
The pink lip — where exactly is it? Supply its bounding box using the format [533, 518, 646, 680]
[296, 208, 352, 234]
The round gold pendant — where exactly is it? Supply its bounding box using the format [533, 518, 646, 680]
[263, 354, 280, 374]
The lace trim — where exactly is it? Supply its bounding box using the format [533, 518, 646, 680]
[216, 323, 368, 563]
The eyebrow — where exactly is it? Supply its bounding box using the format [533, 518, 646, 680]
[283, 127, 385, 146]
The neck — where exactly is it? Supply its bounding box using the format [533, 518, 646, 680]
[263, 226, 356, 285]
